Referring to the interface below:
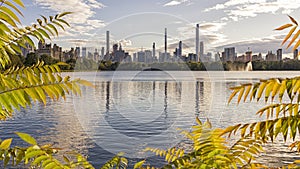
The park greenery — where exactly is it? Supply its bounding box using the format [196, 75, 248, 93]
[98, 60, 300, 71]
[1, 0, 300, 168]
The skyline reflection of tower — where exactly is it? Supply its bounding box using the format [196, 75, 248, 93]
[105, 81, 110, 112]
[195, 81, 200, 116]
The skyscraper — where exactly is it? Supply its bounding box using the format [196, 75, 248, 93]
[164, 28, 167, 62]
[178, 41, 182, 57]
[196, 24, 199, 62]
[200, 41, 204, 61]
[152, 42, 156, 60]
[106, 31, 110, 54]
[101, 47, 105, 59]
[294, 49, 299, 60]
[277, 49, 282, 61]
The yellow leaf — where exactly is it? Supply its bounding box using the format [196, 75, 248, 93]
[265, 81, 274, 102]
[15, 132, 37, 145]
[279, 80, 286, 102]
[196, 116, 202, 125]
[12, 0, 25, 8]
[77, 79, 94, 87]
[134, 160, 145, 169]
[293, 104, 299, 116]
[272, 80, 281, 101]
[257, 82, 267, 101]
[275, 23, 293, 30]
[0, 138, 12, 150]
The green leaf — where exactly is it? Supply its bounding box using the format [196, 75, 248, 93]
[15, 132, 37, 145]
[58, 12, 73, 18]
[4, 1, 23, 16]
[0, 6, 21, 24]
[40, 15, 48, 24]
[44, 161, 57, 169]
[52, 21, 65, 30]
[25, 149, 44, 159]
[22, 34, 35, 48]
[56, 18, 70, 27]
[47, 23, 58, 36]
[37, 28, 51, 40]
[0, 11, 17, 27]
[0, 22, 11, 32]
[32, 155, 49, 165]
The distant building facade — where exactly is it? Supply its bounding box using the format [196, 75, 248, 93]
[221, 47, 236, 62]
[266, 51, 277, 61]
[36, 41, 62, 61]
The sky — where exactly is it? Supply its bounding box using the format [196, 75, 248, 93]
[22, 0, 300, 56]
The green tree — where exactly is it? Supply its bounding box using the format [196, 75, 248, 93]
[40, 54, 57, 65]
[7, 53, 24, 67]
[24, 52, 38, 66]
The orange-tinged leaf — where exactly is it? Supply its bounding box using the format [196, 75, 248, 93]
[244, 85, 252, 102]
[288, 15, 298, 25]
[275, 24, 293, 30]
[282, 26, 297, 46]
[293, 39, 300, 51]
[287, 29, 300, 48]
[228, 89, 239, 104]
[237, 87, 245, 104]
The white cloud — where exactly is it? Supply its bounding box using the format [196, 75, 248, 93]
[118, 39, 132, 47]
[204, 0, 300, 21]
[86, 20, 106, 28]
[163, 0, 190, 7]
[34, 0, 106, 37]
[214, 34, 297, 55]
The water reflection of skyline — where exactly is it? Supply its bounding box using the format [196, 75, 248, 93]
[2, 71, 300, 167]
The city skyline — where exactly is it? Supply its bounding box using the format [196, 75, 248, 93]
[23, 0, 300, 57]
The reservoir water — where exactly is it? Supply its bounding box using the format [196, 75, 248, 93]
[1, 71, 300, 167]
